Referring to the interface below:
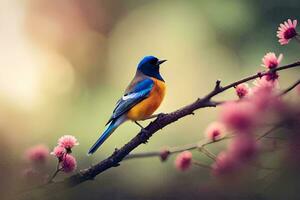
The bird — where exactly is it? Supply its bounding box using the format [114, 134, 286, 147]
[88, 56, 167, 155]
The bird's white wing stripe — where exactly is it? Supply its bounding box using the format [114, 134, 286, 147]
[122, 93, 139, 100]
[122, 88, 152, 101]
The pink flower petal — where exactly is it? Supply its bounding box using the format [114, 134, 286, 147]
[175, 151, 192, 171]
[277, 19, 298, 45]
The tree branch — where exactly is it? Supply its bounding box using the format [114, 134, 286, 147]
[31, 61, 300, 191]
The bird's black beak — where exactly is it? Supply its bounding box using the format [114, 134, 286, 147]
[157, 59, 167, 65]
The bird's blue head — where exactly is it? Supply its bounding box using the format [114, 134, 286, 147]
[137, 56, 166, 81]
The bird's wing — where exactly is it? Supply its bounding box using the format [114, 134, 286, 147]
[106, 78, 154, 125]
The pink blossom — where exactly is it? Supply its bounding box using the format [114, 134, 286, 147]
[261, 52, 283, 69]
[235, 83, 251, 99]
[228, 135, 258, 161]
[251, 78, 280, 111]
[60, 154, 77, 173]
[159, 148, 170, 161]
[205, 122, 225, 141]
[220, 101, 257, 133]
[211, 152, 239, 176]
[175, 151, 192, 171]
[277, 19, 298, 45]
[253, 76, 279, 90]
[51, 146, 66, 159]
[58, 135, 79, 150]
[252, 76, 279, 98]
[252, 91, 280, 111]
[265, 72, 279, 81]
[25, 144, 49, 164]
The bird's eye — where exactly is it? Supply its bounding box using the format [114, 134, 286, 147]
[149, 58, 158, 65]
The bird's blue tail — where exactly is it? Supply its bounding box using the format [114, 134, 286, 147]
[88, 117, 126, 155]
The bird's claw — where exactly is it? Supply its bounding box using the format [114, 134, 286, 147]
[140, 128, 150, 144]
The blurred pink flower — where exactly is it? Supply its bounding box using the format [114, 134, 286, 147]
[159, 148, 170, 161]
[61, 154, 77, 173]
[252, 77, 279, 102]
[277, 19, 298, 45]
[175, 151, 192, 171]
[261, 52, 283, 69]
[253, 76, 279, 90]
[220, 101, 257, 133]
[235, 83, 251, 99]
[25, 144, 49, 164]
[212, 152, 239, 176]
[205, 122, 225, 141]
[58, 135, 79, 150]
[251, 78, 280, 111]
[228, 135, 258, 161]
[51, 146, 66, 159]
[265, 72, 279, 81]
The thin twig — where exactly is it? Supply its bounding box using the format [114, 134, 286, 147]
[125, 137, 231, 160]
[192, 160, 212, 169]
[48, 169, 61, 183]
[201, 135, 234, 147]
[263, 136, 287, 140]
[251, 163, 278, 171]
[48, 162, 61, 183]
[279, 79, 300, 96]
[198, 147, 216, 161]
[256, 126, 281, 141]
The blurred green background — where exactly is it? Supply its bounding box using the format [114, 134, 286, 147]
[1, 0, 300, 199]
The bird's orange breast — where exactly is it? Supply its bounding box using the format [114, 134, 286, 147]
[126, 78, 166, 121]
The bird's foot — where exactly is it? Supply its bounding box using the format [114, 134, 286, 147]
[134, 121, 150, 144]
[139, 128, 150, 144]
[134, 121, 145, 129]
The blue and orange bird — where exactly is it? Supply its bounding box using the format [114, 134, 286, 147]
[88, 56, 167, 154]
